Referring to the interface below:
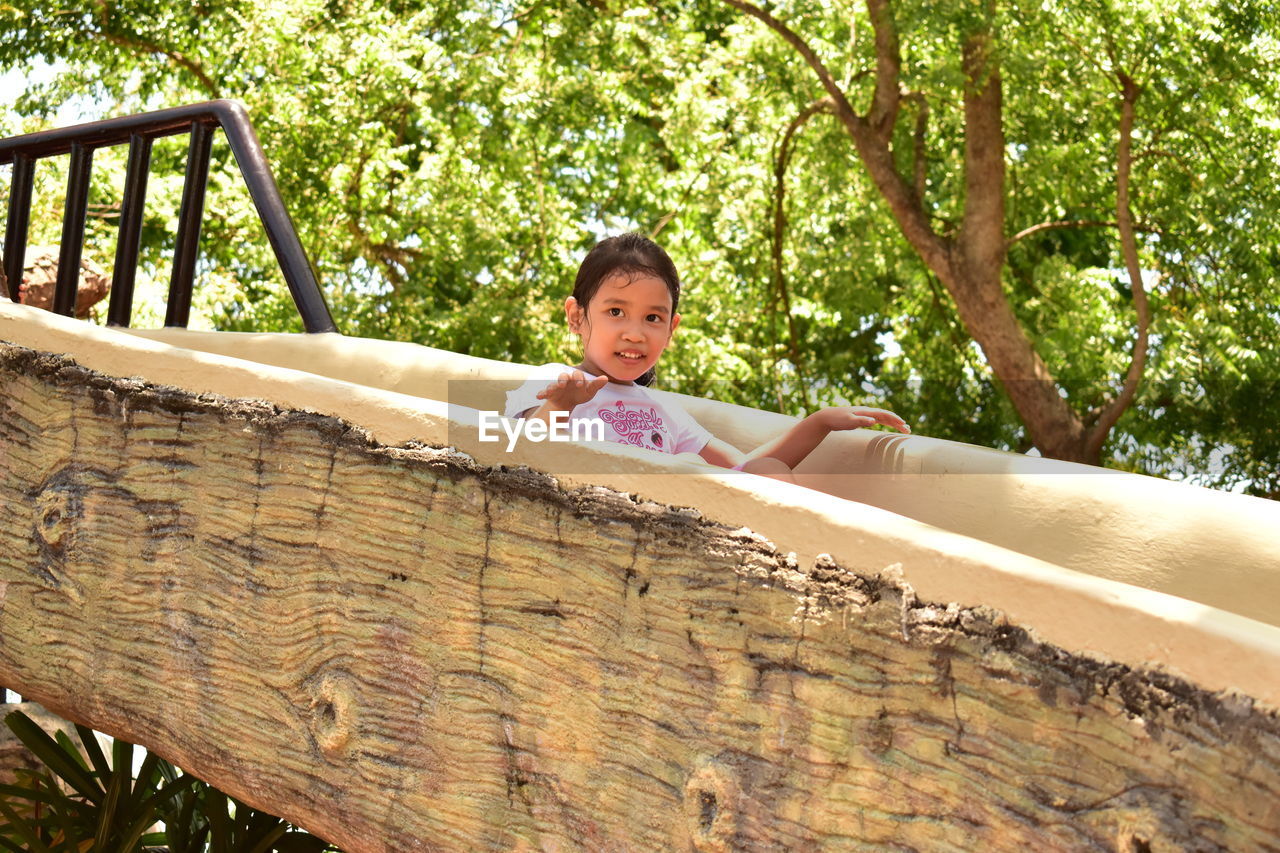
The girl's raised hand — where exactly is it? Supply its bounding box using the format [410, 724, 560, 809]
[535, 370, 609, 411]
[816, 406, 911, 434]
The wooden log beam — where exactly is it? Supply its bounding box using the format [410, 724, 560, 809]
[1, 341, 1278, 850]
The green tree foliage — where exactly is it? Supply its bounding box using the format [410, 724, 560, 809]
[0, 0, 1276, 493]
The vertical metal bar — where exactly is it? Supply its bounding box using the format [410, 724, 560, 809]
[107, 134, 153, 327]
[3, 153, 35, 302]
[165, 121, 212, 328]
[54, 142, 94, 316]
[215, 103, 338, 333]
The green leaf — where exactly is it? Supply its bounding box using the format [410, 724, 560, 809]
[73, 724, 110, 780]
[0, 780, 71, 806]
[0, 798, 53, 853]
[128, 749, 162, 813]
[136, 771, 200, 816]
[0, 837, 30, 853]
[246, 822, 290, 853]
[3, 711, 102, 805]
[161, 780, 206, 853]
[54, 729, 90, 774]
[43, 787, 89, 853]
[94, 757, 126, 850]
[206, 789, 231, 853]
[111, 735, 133, 788]
[116, 802, 161, 852]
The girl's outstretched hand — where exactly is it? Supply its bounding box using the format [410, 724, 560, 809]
[535, 370, 609, 412]
[737, 404, 910, 470]
[815, 406, 911, 434]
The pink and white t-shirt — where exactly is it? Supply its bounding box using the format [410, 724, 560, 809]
[504, 363, 712, 456]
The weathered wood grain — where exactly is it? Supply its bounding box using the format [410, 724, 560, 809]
[1, 341, 1278, 851]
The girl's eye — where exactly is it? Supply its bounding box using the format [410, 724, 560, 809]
[607, 307, 623, 317]
[646, 314, 662, 323]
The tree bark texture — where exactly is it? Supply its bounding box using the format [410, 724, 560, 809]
[1, 342, 1278, 851]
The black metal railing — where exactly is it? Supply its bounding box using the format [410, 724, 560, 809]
[0, 100, 337, 333]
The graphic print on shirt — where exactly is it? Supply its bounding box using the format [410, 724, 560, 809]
[598, 401, 670, 452]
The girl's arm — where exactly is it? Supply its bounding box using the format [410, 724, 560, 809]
[754, 407, 909, 467]
[696, 407, 909, 469]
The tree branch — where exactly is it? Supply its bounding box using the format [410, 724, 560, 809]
[958, 31, 1005, 277]
[769, 97, 835, 411]
[864, 0, 901, 140]
[720, 0, 857, 121]
[924, 271, 971, 354]
[87, 202, 123, 221]
[906, 92, 928, 201]
[99, 32, 222, 97]
[1059, 28, 1112, 80]
[652, 131, 733, 239]
[720, 0, 950, 273]
[342, 151, 416, 292]
[1086, 73, 1151, 460]
[94, 1, 222, 97]
[1005, 218, 1160, 249]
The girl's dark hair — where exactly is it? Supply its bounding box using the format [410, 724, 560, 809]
[571, 233, 680, 387]
[572, 232, 681, 314]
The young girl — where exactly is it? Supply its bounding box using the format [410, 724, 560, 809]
[504, 233, 909, 478]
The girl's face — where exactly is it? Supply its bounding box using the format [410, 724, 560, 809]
[566, 272, 680, 384]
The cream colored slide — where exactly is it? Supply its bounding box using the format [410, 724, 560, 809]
[2, 300, 1277, 851]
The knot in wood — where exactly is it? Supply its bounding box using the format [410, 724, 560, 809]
[29, 467, 100, 601]
[683, 760, 739, 853]
[309, 673, 356, 760]
[34, 487, 74, 551]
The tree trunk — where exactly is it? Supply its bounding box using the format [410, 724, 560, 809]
[840, 16, 1095, 461]
[725, 0, 1119, 464]
[946, 33, 1090, 461]
[1, 340, 1277, 851]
